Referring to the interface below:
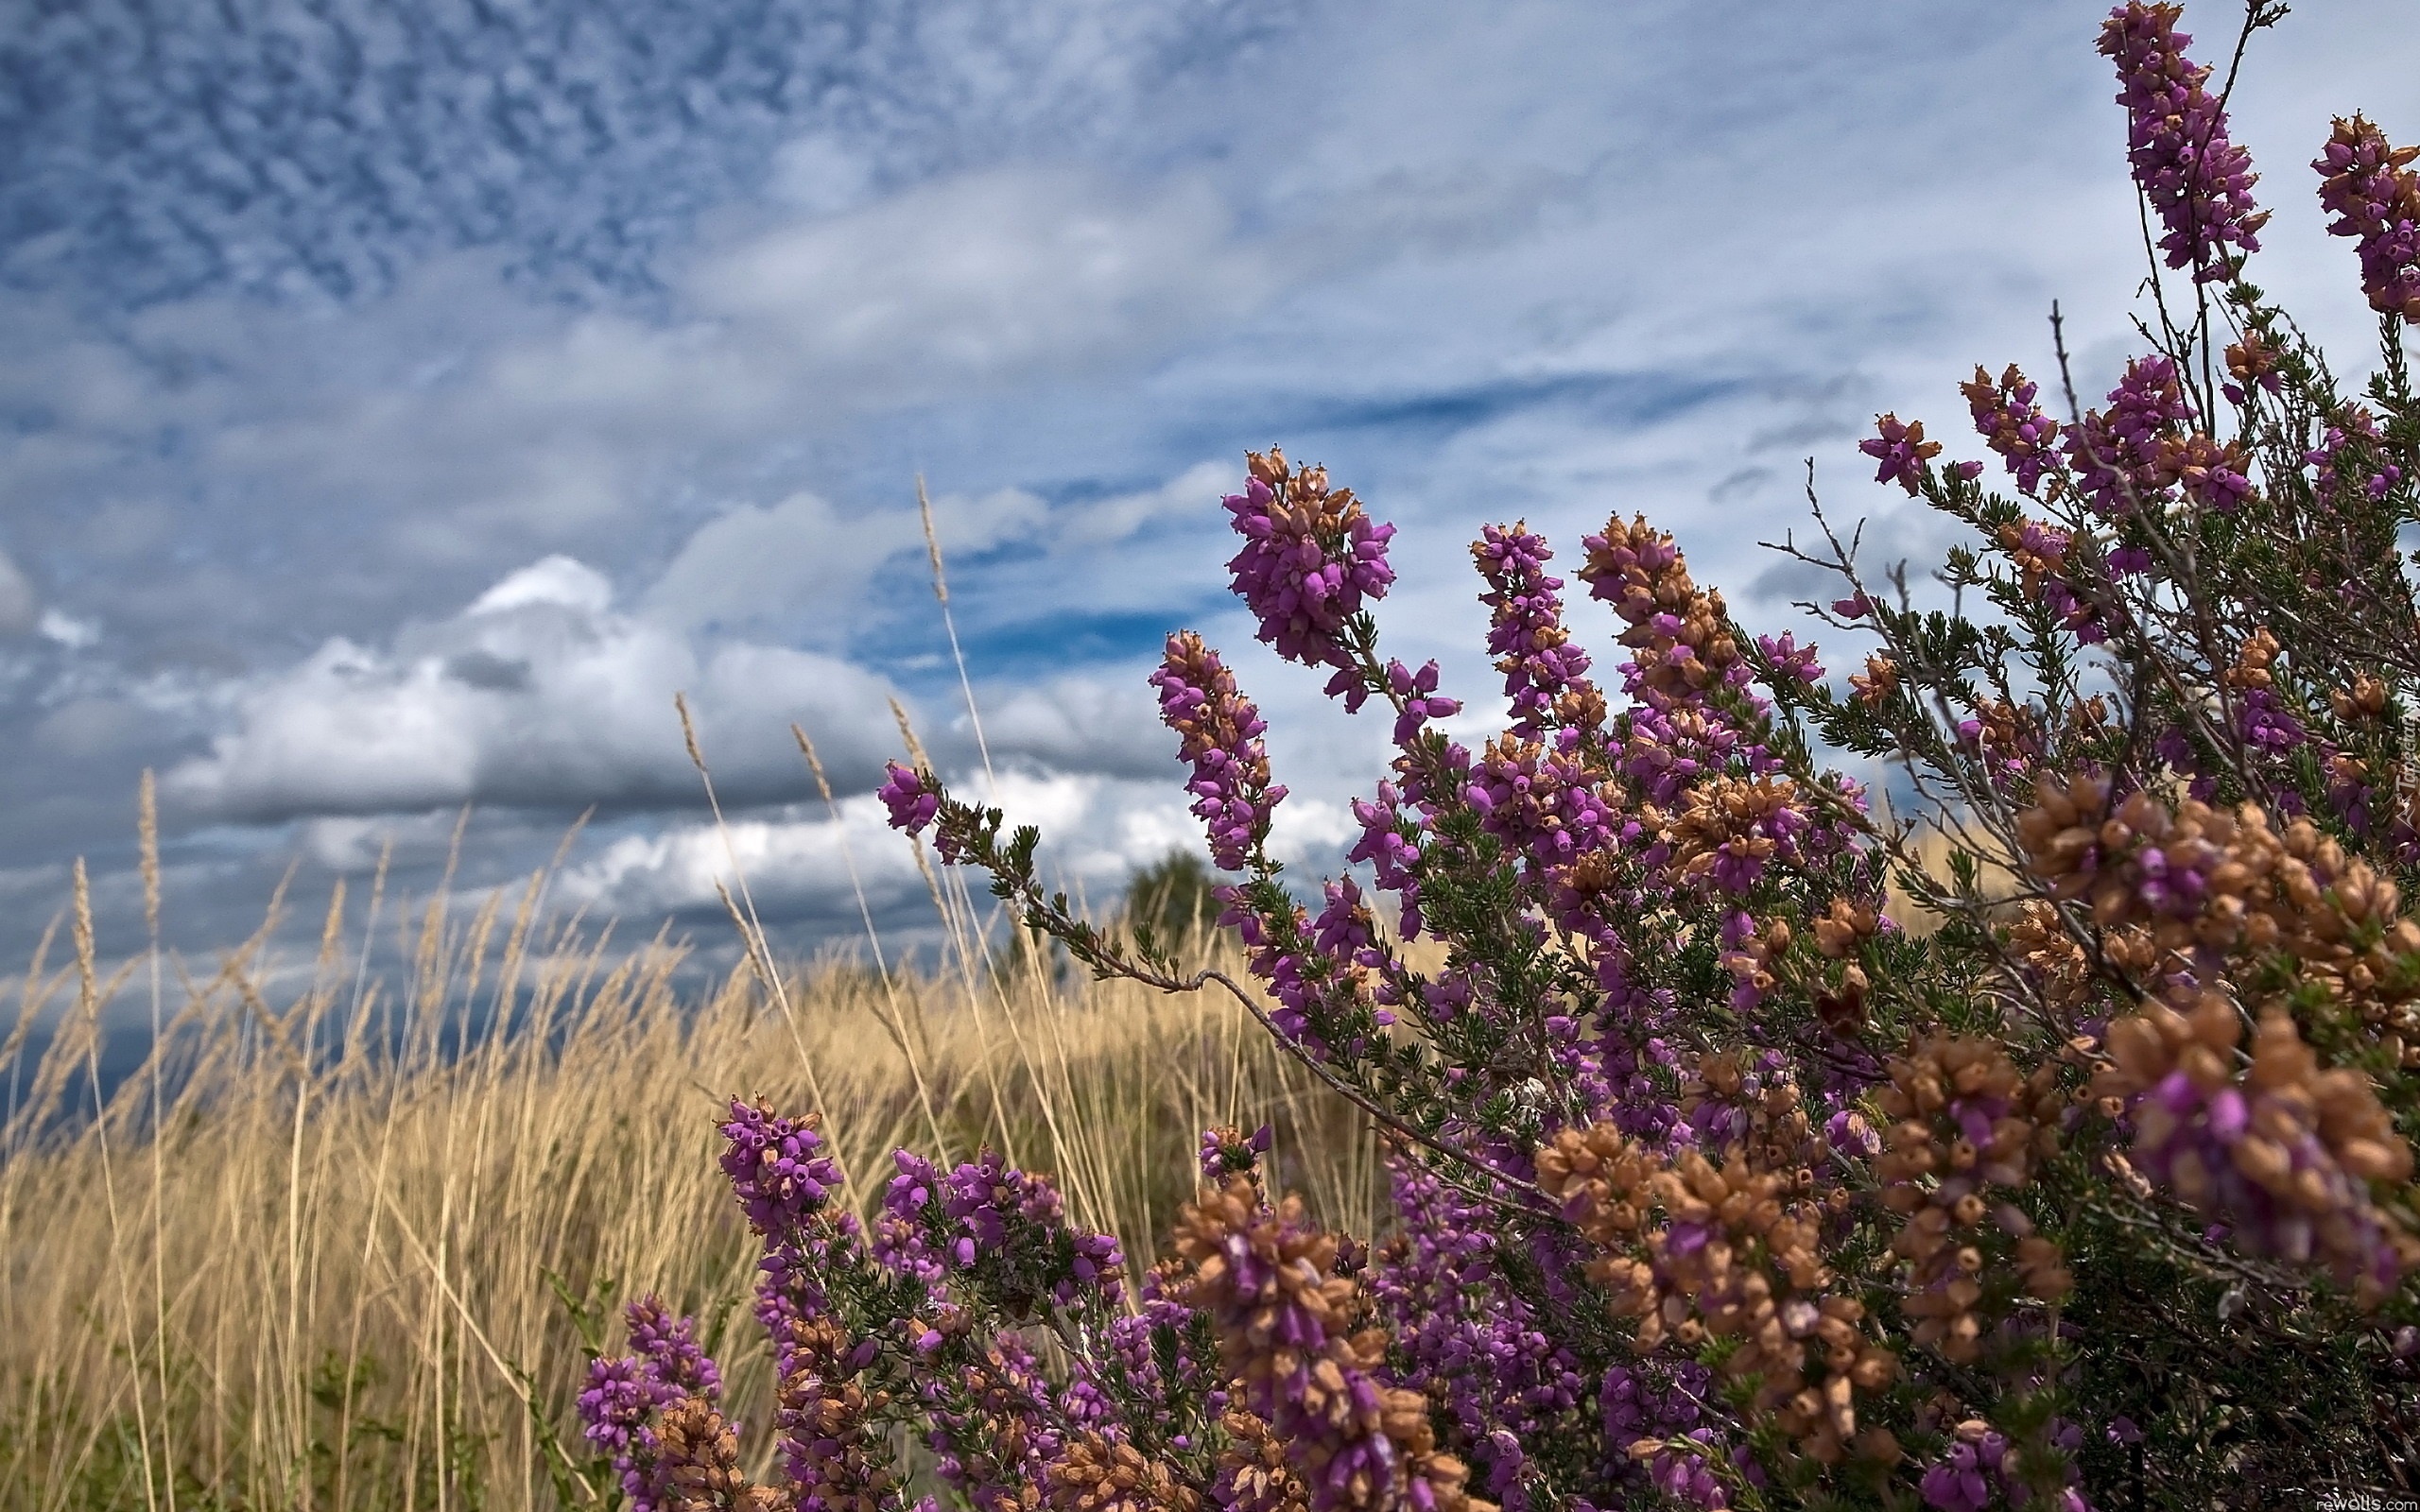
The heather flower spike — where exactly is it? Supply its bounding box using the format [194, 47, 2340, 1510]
[2315, 112, 2420, 321]
[1223, 448, 1397, 671]
[1150, 630, 1287, 871]
[2100, 2, 2268, 281]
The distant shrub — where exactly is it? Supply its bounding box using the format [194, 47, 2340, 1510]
[585, 6, 2420, 1507]
[1126, 850, 1223, 948]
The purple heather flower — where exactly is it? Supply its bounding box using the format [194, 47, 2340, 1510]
[1371, 1151, 1593, 1512]
[577, 1354, 652, 1455]
[2130, 1065, 2406, 1296]
[1754, 632, 1824, 686]
[1859, 413, 1944, 494]
[625, 1297, 722, 1403]
[1600, 1364, 1726, 1509]
[2100, 3, 2268, 282]
[1962, 364, 2062, 495]
[1223, 891, 1386, 1062]
[1223, 449, 1396, 670]
[1385, 659, 1462, 746]
[2308, 407, 2404, 507]
[577, 1356, 666, 1511]
[2066, 354, 2197, 518]
[878, 761, 940, 836]
[1919, 1428, 2007, 1512]
[2316, 113, 2420, 321]
[1199, 1123, 1274, 1185]
[1473, 523, 1599, 737]
[1349, 782, 1426, 938]
[880, 1146, 1125, 1310]
[915, 1333, 1064, 1512]
[1151, 631, 1287, 871]
[579, 1300, 731, 1512]
[1311, 873, 1384, 969]
[719, 1096, 843, 1236]
[1465, 740, 1617, 868]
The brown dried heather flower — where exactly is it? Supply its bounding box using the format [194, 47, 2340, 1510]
[1849, 654, 1898, 709]
[2329, 674, 2391, 722]
[1872, 1034, 2071, 1364]
[2015, 775, 2291, 955]
[1716, 915, 1791, 1012]
[657, 1397, 786, 1512]
[2018, 775, 2420, 1037]
[1814, 898, 1883, 959]
[1577, 514, 1741, 702]
[2097, 988, 2418, 1299]
[1173, 1178, 1488, 1512]
[2225, 330, 2282, 394]
[1538, 1125, 1899, 1468]
[1046, 1433, 1202, 1512]
[2003, 900, 2099, 1017]
[1685, 1052, 1824, 1180]
[1668, 776, 1803, 891]
[779, 1314, 903, 1512]
[1217, 1410, 1310, 1512]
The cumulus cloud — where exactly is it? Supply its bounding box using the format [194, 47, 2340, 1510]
[556, 769, 1177, 922]
[689, 169, 1270, 399]
[166, 551, 908, 823]
[977, 672, 1170, 779]
[551, 762, 1351, 926]
[38, 609, 98, 649]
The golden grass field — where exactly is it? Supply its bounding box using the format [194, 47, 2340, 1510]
[0, 836, 1384, 1512]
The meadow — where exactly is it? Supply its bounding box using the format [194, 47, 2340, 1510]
[0, 845, 1385, 1512]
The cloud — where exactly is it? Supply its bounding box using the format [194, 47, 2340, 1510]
[551, 759, 1348, 927]
[692, 170, 1270, 396]
[0, 551, 35, 635]
[557, 768, 1181, 923]
[641, 486, 1047, 640]
[977, 671, 1170, 779]
[11, 0, 2420, 982]
[1, 0, 1276, 308]
[165, 552, 908, 823]
[38, 609, 97, 649]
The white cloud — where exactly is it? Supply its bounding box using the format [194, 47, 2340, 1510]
[1053, 460, 1231, 548]
[38, 608, 97, 648]
[165, 552, 908, 822]
[469, 556, 615, 616]
[978, 671, 1168, 778]
[556, 769, 1197, 922]
[556, 795, 927, 921]
[689, 168, 1269, 397]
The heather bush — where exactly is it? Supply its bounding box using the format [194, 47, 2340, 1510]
[587, 6, 2420, 1507]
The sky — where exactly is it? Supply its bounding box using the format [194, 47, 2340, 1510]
[2, 0, 2416, 985]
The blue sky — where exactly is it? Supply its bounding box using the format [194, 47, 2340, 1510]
[3, 0, 2415, 968]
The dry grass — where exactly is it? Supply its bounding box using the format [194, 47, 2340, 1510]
[0, 855, 1381, 1512]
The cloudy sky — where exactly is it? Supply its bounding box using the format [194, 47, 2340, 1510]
[3, 0, 2414, 976]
